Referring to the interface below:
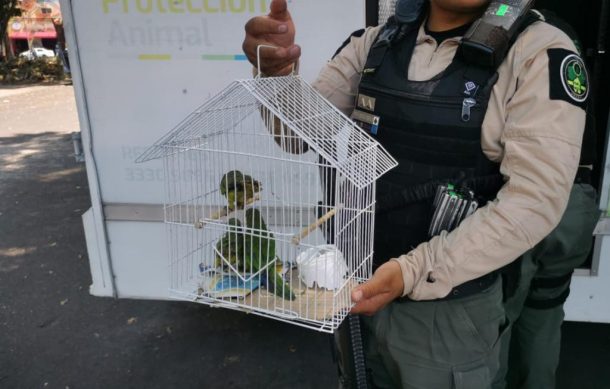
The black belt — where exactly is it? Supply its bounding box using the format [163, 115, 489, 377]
[575, 166, 592, 184]
[398, 272, 498, 303]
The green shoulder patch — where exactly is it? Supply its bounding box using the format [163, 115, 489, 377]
[548, 48, 589, 109]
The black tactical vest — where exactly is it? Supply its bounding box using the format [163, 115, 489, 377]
[322, 10, 592, 268]
[352, 16, 507, 266]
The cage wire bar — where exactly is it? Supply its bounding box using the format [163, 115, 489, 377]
[138, 75, 396, 332]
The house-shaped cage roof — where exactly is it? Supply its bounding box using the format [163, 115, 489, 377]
[137, 75, 397, 189]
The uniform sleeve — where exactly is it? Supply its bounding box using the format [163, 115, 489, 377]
[393, 23, 587, 300]
[311, 26, 382, 115]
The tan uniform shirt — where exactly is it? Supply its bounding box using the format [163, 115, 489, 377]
[312, 19, 585, 300]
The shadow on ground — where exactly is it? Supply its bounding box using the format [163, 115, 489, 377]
[0, 133, 608, 389]
[0, 132, 337, 389]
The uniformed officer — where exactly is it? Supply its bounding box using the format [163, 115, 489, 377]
[242, 0, 587, 387]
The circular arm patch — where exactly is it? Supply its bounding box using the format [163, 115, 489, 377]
[548, 48, 589, 109]
[561, 54, 589, 102]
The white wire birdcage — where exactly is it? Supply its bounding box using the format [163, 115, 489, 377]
[137, 74, 397, 333]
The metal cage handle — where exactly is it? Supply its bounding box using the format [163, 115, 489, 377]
[256, 44, 296, 78]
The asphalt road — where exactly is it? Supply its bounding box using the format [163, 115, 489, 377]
[0, 84, 338, 389]
[0, 85, 608, 389]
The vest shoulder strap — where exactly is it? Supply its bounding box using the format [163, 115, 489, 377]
[457, 10, 542, 71]
[362, 14, 422, 74]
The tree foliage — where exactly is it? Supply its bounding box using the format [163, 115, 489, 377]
[0, 56, 65, 83]
[0, 0, 20, 28]
[1, 0, 21, 60]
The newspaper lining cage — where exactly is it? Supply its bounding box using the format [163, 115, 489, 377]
[137, 74, 397, 333]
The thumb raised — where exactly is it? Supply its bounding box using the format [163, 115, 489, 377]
[269, 0, 291, 21]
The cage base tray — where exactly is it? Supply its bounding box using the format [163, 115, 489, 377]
[197, 267, 358, 322]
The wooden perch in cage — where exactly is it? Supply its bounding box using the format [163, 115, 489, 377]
[194, 194, 261, 229]
[291, 207, 339, 245]
[212, 193, 261, 220]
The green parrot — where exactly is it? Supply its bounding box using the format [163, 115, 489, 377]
[219, 170, 262, 212]
[244, 208, 296, 301]
[214, 218, 244, 269]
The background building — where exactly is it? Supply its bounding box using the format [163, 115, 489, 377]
[6, 0, 62, 56]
